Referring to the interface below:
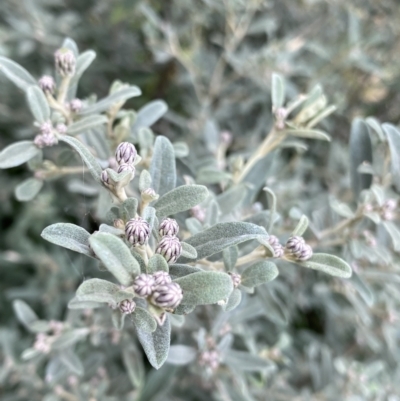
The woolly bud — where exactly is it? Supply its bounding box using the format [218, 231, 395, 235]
[383, 199, 397, 212]
[115, 142, 137, 165]
[117, 163, 136, 178]
[151, 282, 183, 309]
[229, 272, 241, 288]
[54, 48, 76, 77]
[133, 273, 155, 297]
[268, 235, 284, 258]
[220, 130, 232, 145]
[33, 333, 51, 354]
[155, 235, 182, 264]
[159, 218, 179, 237]
[153, 271, 172, 286]
[69, 98, 83, 113]
[40, 121, 53, 135]
[101, 170, 110, 185]
[56, 123, 67, 134]
[34, 133, 58, 148]
[141, 188, 159, 203]
[38, 75, 55, 94]
[296, 244, 313, 261]
[119, 299, 136, 314]
[199, 350, 220, 370]
[125, 217, 150, 246]
[285, 236, 313, 261]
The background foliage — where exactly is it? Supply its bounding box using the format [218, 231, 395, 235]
[1, 0, 400, 400]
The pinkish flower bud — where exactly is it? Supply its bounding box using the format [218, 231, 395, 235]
[38, 75, 56, 94]
[56, 123, 67, 134]
[69, 98, 83, 113]
[133, 273, 155, 297]
[119, 299, 136, 314]
[151, 282, 183, 309]
[229, 272, 241, 288]
[101, 170, 110, 185]
[115, 142, 137, 165]
[155, 235, 182, 264]
[40, 121, 53, 135]
[54, 48, 76, 77]
[285, 236, 313, 261]
[268, 235, 284, 258]
[159, 218, 179, 237]
[190, 205, 206, 223]
[125, 217, 150, 246]
[141, 188, 159, 203]
[117, 163, 136, 178]
[152, 271, 172, 286]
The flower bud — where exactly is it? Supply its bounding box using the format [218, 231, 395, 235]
[115, 142, 137, 165]
[69, 98, 83, 113]
[159, 218, 179, 237]
[38, 75, 55, 94]
[119, 299, 136, 314]
[151, 282, 183, 309]
[190, 205, 206, 223]
[268, 235, 284, 258]
[229, 272, 241, 288]
[40, 121, 53, 135]
[101, 170, 110, 185]
[54, 48, 76, 77]
[199, 350, 220, 370]
[141, 188, 159, 203]
[152, 271, 172, 286]
[220, 130, 232, 145]
[34, 133, 58, 148]
[133, 273, 155, 297]
[117, 163, 136, 178]
[285, 236, 313, 261]
[155, 235, 182, 264]
[56, 123, 67, 134]
[125, 217, 150, 246]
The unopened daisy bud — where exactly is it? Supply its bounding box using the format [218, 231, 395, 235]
[285, 236, 313, 261]
[115, 142, 137, 165]
[54, 48, 76, 77]
[383, 199, 397, 211]
[56, 123, 67, 134]
[268, 235, 284, 258]
[133, 273, 155, 297]
[38, 75, 55, 94]
[229, 272, 241, 288]
[69, 98, 83, 113]
[125, 217, 150, 246]
[141, 188, 159, 203]
[151, 282, 183, 309]
[40, 121, 53, 135]
[101, 170, 110, 185]
[34, 133, 58, 148]
[119, 299, 136, 314]
[117, 163, 136, 178]
[152, 271, 172, 286]
[159, 218, 179, 237]
[155, 235, 182, 264]
[199, 350, 220, 370]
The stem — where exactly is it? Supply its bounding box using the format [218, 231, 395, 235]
[114, 187, 128, 203]
[57, 75, 71, 105]
[46, 93, 70, 122]
[318, 215, 362, 239]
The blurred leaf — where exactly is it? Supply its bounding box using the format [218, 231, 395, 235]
[52, 329, 90, 350]
[60, 350, 84, 376]
[180, 242, 197, 259]
[291, 214, 309, 236]
[167, 345, 197, 365]
[112, 309, 125, 331]
[13, 300, 38, 331]
[271, 73, 285, 109]
[382, 123, 400, 191]
[285, 129, 331, 141]
[298, 253, 352, 278]
[382, 221, 400, 252]
[139, 169, 152, 191]
[223, 350, 274, 372]
[224, 289, 242, 312]
[66, 115, 108, 135]
[172, 142, 189, 158]
[26, 85, 50, 123]
[0, 56, 37, 91]
[0, 141, 41, 169]
[223, 246, 238, 271]
[132, 100, 168, 131]
[15, 178, 43, 201]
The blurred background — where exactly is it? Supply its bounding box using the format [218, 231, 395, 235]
[1, 0, 400, 399]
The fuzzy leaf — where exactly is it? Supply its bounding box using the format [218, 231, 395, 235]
[173, 142, 189, 158]
[67, 115, 108, 136]
[241, 261, 279, 288]
[136, 314, 171, 369]
[175, 271, 233, 305]
[59, 135, 102, 182]
[291, 215, 309, 236]
[142, 206, 156, 232]
[217, 184, 247, 214]
[132, 307, 158, 333]
[167, 345, 197, 365]
[271, 73, 285, 109]
[112, 309, 125, 331]
[298, 253, 352, 278]
[169, 264, 202, 280]
[382, 124, 400, 191]
[148, 254, 169, 273]
[120, 197, 138, 222]
[13, 300, 38, 331]
[60, 350, 84, 376]
[41, 223, 92, 256]
[132, 99, 168, 130]
[179, 222, 268, 262]
[224, 289, 242, 312]
[223, 246, 238, 271]
[139, 169, 152, 191]
[52, 329, 90, 350]
[0, 56, 37, 90]
[285, 129, 331, 141]
[180, 242, 197, 259]
[15, 178, 43, 201]
[0, 141, 41, 169]
[89, 232, 140, 285]
[223, 350, 274, 372]
[383, 221, 400, 252]
[150, 136, 176, 196]
[26, 85, 50, 123]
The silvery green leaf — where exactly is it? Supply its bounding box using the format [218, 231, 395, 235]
[138, 127, 154, 152]
[350, 271, 374, 306]
[74, 278, 132, 305]
[148, 254, 169, 273]
[139, 169, 152, 191]
[150, 136, 176, 196]
[204, 118, 220, 153]
[89, 232, 141, 285]
[26, 85, 50, 123]
[291, 215, 309, 236]
[143, 206, 156, 232]
[285, 129, 331, 141]
[121, 197, 138, 222]
[197, 166, 232, 184]
[306, 105, 337, 128]
[13, 299, 38, 331]
[0, 141, 41, 169]
[330, 197, 355, 218]
[21, 348, 41, 361]
[180, 242, 197, 259]
[112, 309, 125, 331]
[30, 320, 51, 333]
[68, 299, 104, 309]
[241, 261, 279, 288]
[175, 271, 233, 305]
[206, 199, 220, 226]
[41, 223, 92, 257]
[52, 328, 90, 350]
[180, 222, 268, 262]
[15, 178, 43, 201]
[132, 307, 157, 333]
[59, 135, 102, 182]
[80, 86, 142, 115]
[105, 168, 132, 188]
[167, 345, 197, 365]
[154, 185, 208, 218]
[349, 118, 372, 198]
[60, 350, 84, 376]
[217, 184, 246, 214]
[62, 37, 79, 56]
[172, 142, 189, 158]
[68, 50, 96, 97]
[224, 289, 242, 312]
[223, 246, 238, 271]
[0, 56, 37, 91]
[271, 73, 285, 109]
[99, 224, 124, 236]
[382, 221, 400, 252]
[132, 100, 168, 131]
[223, 350, 274, 372]
[279, 140, 308, 151]
[366, 117, 385, 141]
[297, 253, 352, 278]
[169, 264, 202, 279]
[382, 124, 400, 191]
[122, 341, 145, 388]
[136, 314, 171, 369]
[66, 115, 108, 136]
[173, 303, 196, 315]
[185, 217, 202, 235]
[170, 314, 185, 327]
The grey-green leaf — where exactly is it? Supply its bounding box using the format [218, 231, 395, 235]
[60, 350, 84, 376]
[180, 242, 197, 259]
[150, 136, 176, 196]
[136, 314, 171, 369]
[167, 345, 197, 365]
[241, 261, 279, 288]
[285, 129, 331, 141]
[66, 115, 108, 136]
[139, 169, 152, 192]
[132, 307, 157, 333]
[382, 124, 400, 191]
[13, 300, 38, 331]
[121, 197, 138, 222]
[224, 289, 242, 312]
[383, 221, 400, 252]
[41, 223, 92, 256]
[59, 135, 102, 182]
[222, 246, 238, 271]
[148, 254, 169, 273]
[0, 56, 37, 91]
[154, 185, 208, 218]
[0, 141, 41, 169]
[89, 232, 141, 286]
[271, 73, 285, 109]
[174, 271, 233, 305]
[291, 215, 309, 236]
[132, 99, 168, 131]
[112, 309, 125, 331]
[298, 253, 352, 278]
[15, 178, 43, 201]
[26, 85, 50, 123]
[223, 350, 274, 372]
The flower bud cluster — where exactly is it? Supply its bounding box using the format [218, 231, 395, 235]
[33, 333, 53, 354]
[54, 48, 76, 77]
[285, 236, 313, 261]
[125, 217, 150, 246]
[381, 199, 397, 221]
[199, 349, 220, 371]
[132, 272, 183, 310]
[119, 299, 136, 314]
[69, 98, 83, 113]
[115, 142, 137, 180]
[268, 235, 284, 258]
[38, 75, 56, 94]
[34, 122, 58, 148]
[155, 218, 182, 264]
